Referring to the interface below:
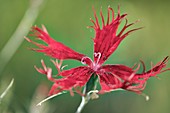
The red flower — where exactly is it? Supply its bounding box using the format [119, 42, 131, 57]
[26, 6, 169, 96]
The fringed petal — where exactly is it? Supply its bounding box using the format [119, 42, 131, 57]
[48, 66, 94, 95]
[126, 56, 170, 93]
[35, 60, 94, 95]
[26, 25, 85, 61]
[98, 57, 170, 94]
[34, 59, 56, 82]
[91, 6, 141, 65]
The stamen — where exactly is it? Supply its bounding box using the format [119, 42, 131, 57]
[81, 56, 93, 67]
[94, 52, 101, 64]
[81, 57, 87, 65]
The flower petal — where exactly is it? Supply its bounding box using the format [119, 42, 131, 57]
[98, 57, 169, 94]
[98, 72, 123, 93]
[26, 25, 85, 61]
[91, 6, 141, 65]
[35, 59, 94, 96]
[59, 66, 90, 76]
[48, 66, 94, 95]
[126, 56, 170, 93]
[97, 64, 134, 93]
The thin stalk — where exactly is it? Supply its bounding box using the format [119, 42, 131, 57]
[75, 74, 98, 113]
[76, 86, 89, 113]
[75, 89, 99, 113]
[75, 96, 89, 113]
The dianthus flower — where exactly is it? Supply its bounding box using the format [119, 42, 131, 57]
[26, 6, 169, 99]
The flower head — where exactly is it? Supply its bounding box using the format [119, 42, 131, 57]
[26, 6, 169, 97]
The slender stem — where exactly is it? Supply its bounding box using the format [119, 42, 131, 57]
[75, 90, 99, 113]
[75, 74, 98, 113]
[75, 96, 89, 113]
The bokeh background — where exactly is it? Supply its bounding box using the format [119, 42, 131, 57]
[0, 0, 170, 113]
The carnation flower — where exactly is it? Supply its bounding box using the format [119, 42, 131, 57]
[26, 6, 169, 103]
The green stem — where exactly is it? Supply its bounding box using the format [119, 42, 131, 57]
[75, 95, 88, 113]
[75, 74, 98, 113]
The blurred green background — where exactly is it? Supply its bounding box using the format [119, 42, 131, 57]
[0, 0, 170, 113]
